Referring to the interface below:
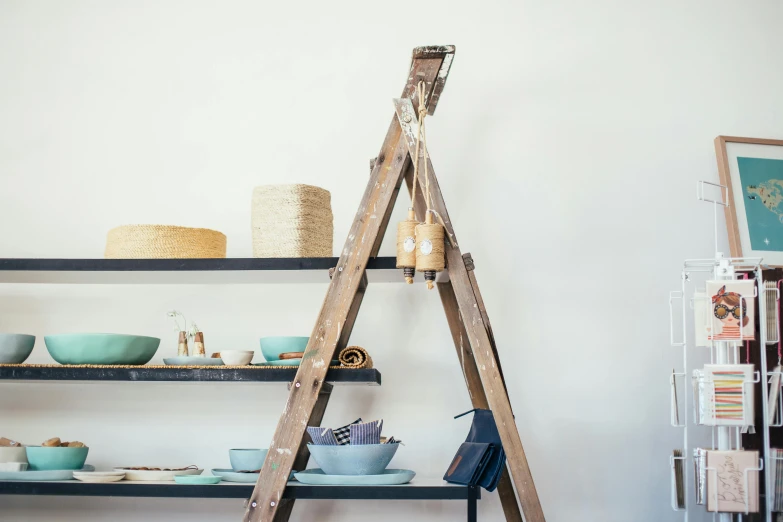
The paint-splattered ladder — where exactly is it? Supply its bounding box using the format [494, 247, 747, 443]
[242, 45, 545, 522]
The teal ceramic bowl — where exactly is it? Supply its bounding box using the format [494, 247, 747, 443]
[229, 449, 268, 471]
[44, 334, 160, 365]
[26, 446, 89, 471]
[307, 444, 399, 475]
[259, 336, 309, 362]
[0, 334, 35, 364]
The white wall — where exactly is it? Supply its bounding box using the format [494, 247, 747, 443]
[1, 1, 782, 520]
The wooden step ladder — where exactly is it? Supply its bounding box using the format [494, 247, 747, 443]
[242, 45, 545, 522]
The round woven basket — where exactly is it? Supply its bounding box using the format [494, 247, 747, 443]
[251, 184, 333, 258]
[105, 225, 227, 259]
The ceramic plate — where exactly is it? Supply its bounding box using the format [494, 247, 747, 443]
[73, 471, 125, 483]
[254, 360, 340, 367]
[0, 465, 94, 481]
[114, 468, 202, 481]
[211, 468, 259, 483]
[293, 469, 415, 486]
[174, 474, 222, 485]
[163, 357, 223, 366]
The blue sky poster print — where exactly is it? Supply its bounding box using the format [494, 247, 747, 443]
[738, 157, 783, 251]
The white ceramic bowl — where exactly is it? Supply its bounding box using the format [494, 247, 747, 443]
[220, 351, 254, 366]
[0, 447, 28, 464]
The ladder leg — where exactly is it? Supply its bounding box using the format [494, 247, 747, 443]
[447, 251, 545, 522]
[439, 281, 523, 522]
[271, 383, 333, 522]
[394, 98, 545, 522]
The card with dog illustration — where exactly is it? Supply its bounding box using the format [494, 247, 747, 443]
[706, 280, 756, 341]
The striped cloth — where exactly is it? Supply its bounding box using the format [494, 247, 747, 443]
[350, 419, 383, 445]
[307, 426, 339, 446]
[307, 418, 363, 446]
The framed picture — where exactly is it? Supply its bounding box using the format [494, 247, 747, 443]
[715, 136, 783, 265]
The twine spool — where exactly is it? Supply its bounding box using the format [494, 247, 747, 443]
[415, 212, 445, 290]
[177, 331, 189, 357]
[396, 208, 418, 284]
[105, 225, 226, 259]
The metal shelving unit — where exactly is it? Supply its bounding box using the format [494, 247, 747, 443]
[0, 256, 478, 521]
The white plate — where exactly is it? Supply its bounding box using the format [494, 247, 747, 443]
[73, 471, 125, 483]
[114, 468, 202, 481]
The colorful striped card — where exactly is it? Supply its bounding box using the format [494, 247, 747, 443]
[699, 364, 755, 427]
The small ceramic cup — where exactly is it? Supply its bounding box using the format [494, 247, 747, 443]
[229, 449, 268, 472]
[219, 351, 254, 366]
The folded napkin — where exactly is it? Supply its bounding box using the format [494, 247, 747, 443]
[307, 426, 339, 446]
[307, 418, 362, 446]
[338, 346, 373, 369]
[350, 419, 383, 445]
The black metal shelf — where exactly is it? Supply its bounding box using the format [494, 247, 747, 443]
[0, 480, 479, 501]
[0, 257, 397, 272]
[0, 366, 381, 385]
[0, 257, 414, 284]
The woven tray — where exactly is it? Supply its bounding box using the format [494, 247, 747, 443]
[105, 225, 227, 259]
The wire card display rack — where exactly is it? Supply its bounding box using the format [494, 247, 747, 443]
[669, 181, 779, 521]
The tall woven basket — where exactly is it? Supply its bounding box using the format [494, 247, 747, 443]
[105, 225, 227, 259]
[251, 184, 333, 258]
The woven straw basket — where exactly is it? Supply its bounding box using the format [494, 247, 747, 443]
[105, 225, 227, 259]
[251, 184, 333, 258]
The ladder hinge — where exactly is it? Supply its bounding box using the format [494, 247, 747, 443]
[463, 253, 475, 271]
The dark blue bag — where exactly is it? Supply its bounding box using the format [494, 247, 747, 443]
[443, 408, 506, 492]
[443, 442, 493, 486]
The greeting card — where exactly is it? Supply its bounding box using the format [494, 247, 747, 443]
[706, 280, 755, 341]
[696, 364, 755, 428]
[706, 450, 759, 513]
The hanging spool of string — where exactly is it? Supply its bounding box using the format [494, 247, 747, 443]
[410, 81, 446, 290]
[396, 208, 417, 283]
[416, 211, 446, 289]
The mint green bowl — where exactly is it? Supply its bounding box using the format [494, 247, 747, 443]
[26, 446, 89, 471]
[259, 336, 309, 361]
[44, 334, 160, 365]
